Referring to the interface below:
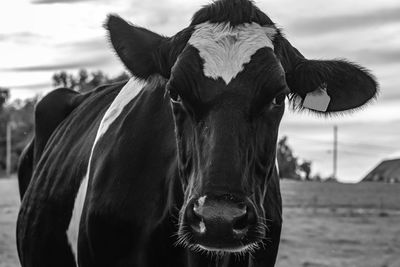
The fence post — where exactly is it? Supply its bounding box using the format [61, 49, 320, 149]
[6, 121, 11, 176]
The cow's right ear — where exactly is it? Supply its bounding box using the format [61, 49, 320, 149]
[106, 15, 178, 79]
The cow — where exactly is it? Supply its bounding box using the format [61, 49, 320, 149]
[16, 0, 378, 266]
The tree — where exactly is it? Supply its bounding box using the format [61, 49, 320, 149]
[0, 88, 10, 110]
[312, 173, 322, 182]
[324, 175, 338, 183]
[276, 136, 316, 181]
[0, 95, 37, 174]
[78, 69, 88, 84]
[299, 160, 312, 181]
[110, 72, 130, 83]
[52, 71, 69, 88]
[277, 136, 301, 180]
[52, 69, 130, 93]
[0, 68, 131, 175]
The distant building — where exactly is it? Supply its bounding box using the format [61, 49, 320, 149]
[362, 159, 400, 183]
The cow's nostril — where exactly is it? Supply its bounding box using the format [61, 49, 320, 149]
[193, 203, 201, 217]
[186, 202, 201, 222]
[185, 197, 258, 239]
[232, 210, 248, 231]
[187, 204, 201, 222]
[185, 201, 206, 234]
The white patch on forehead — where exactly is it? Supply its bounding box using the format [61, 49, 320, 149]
[66, 77, 148, 264]
[188, 22, 276, 84]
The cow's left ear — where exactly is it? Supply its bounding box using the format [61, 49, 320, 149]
[276, 37, 378, 113]
[105, 15, 188, 79]
[287, 59, 378, 113]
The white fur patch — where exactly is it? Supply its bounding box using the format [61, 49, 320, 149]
[198, 195, 207, 207]
[199, 220, 206, 233]
[188, 22, 276, 84]
[92, 78, 147, 146]
[66, 77, 147, 264]
[66, 172, 88, 259]
[275, 157, 280, 177]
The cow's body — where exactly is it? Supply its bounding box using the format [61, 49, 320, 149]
[17, 77, 282, 266]
[17, 0, 378, 266]
[17, 83, 122, 266]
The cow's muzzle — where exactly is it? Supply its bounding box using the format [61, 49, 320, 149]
[181, 194, 260, 251]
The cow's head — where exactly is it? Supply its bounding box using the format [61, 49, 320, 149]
[106, 0, 377, 255]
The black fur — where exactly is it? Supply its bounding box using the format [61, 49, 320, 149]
[17, 139, 33, 199]
[191, 0, 275, 26]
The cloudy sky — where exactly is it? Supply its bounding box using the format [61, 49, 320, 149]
[1, 0, 399, 182]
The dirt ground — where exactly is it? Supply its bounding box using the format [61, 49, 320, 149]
[1, 178, 399, 267]
[0, 178, 19, 267]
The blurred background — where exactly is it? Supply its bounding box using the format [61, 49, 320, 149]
[0, 0, 399, 266]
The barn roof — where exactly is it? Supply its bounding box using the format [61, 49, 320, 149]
[362, 158, 400, 183]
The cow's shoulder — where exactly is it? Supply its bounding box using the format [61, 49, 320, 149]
[32, 82, 123, 160]
[21, 82, 126, 199]
[17, 88, 87, 199]
[34, 81, 126, 165]
[85, 77, 178, 220]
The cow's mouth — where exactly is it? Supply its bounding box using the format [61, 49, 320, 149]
[186, 242, 262, 256]
[175, 225, 266, 256]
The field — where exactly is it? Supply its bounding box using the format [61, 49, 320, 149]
[277, 181, 400, 267]
[1, 178, 399, 267]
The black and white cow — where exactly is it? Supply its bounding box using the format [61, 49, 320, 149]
[17, 0, 378, 266]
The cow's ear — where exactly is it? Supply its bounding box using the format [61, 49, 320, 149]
[276, 37, 378, 113]
[105, 15, 172, 79]
[287, 59, 378, 113]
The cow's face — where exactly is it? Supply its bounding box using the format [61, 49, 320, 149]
[166, 22, 287, 252]
[106, 0, 378, 255]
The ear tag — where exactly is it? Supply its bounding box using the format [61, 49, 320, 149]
[302, 83, 330, 112]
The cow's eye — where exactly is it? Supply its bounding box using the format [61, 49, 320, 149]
[169, 89, 182, 103]
[272, 94, 286, 106]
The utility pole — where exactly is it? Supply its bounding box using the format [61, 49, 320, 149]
[333, 125, 338, 180]
[6, 121, 12, 176]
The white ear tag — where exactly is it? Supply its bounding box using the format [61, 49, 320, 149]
[302, 83, 330, 112]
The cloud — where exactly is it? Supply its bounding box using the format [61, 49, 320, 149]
[0, 32, 43, 43]
[296, 43, 400, 66]
[379, 90, 400, 103]
[8, 83, 52, 91]
[57, 38, 110, 53]
[290, 7, 400, 35]
[32, 0, 95, 4]
[386, 150, 400, 160]
[352, 48, 400, 65]
[0, 56, 112, 72]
